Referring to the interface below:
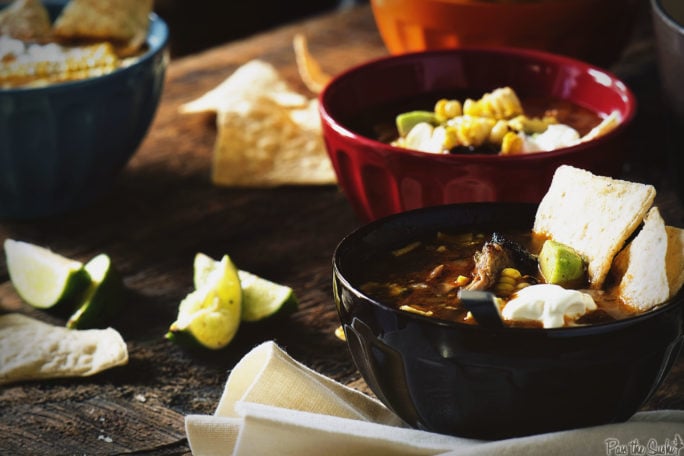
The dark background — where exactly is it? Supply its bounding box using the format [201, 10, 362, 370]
[154, 0, 360, 57]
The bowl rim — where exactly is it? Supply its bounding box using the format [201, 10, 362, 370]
[0, 3, 169, 94]
[319, 46, 637, 162]
[333, 202, 683, 338]
[652, 0, 684, 32]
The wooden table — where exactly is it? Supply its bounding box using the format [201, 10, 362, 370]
[1, 4, 682, 455]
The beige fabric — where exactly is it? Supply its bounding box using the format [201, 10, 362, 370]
[212, 340, 402, 424]
[0, 313, 128, 385]
[186, 341, 684, 456]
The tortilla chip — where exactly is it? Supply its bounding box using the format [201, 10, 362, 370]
[180, 60, 308, 114]
[0, 0, 52, 42]
[611, 207, 670, 311]
[533, 165, 656, 289]
[0, 313, 128, 385]
[579, 111, 621, 143]
[53, 0, 152, 54]
[212, 96, 335, 186]
[293, 33, 331, 94]
[665, 225, 684, 298]
[182, 59, 336, 187]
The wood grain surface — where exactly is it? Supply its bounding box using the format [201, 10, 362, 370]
[1, 4, 682, 455]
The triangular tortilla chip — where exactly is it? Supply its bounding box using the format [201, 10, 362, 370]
[665, 225, 684, 298]
[0, 0, 52, 42]
[180, 60, 308, 114]
[533, 165, 656, 289]
[182, 59, 336, 187]
[212, 96, 335, 186]
[293, 33, 331, 94]
[0, 313, 128, 385]
[53, 0, 152, 54]
[612, 207, 670, 311]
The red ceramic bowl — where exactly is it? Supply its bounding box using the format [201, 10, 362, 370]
[319, 47, 636, 222]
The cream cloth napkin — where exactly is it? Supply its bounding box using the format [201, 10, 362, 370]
[186, 341, 684, 456]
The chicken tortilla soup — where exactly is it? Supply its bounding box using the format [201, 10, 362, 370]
[360, 166, 684, 329]
[361, 229, 629, 328]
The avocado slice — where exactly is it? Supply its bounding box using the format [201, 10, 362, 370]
[396, 110, 439, 136]
[538, 239, 586, 287]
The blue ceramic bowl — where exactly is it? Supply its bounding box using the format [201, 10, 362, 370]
[0, 1, 169, 218]
[333, 202, 684, 439]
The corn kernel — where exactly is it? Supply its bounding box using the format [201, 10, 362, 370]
[494, 283, 515, 297]
[497, 275, 517, 286]
[489, 119, 509, 145]
[443, 126, 460, 149]
[500, 131, 523, 155]
[334, 325, 346, 341]
[501, 268, 522, 278]
[454, 275, 471, 287]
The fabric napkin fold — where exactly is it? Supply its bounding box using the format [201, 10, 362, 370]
[186, 341, 684, 456]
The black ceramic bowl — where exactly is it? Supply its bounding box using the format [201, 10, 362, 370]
[332, 202, 684, 439]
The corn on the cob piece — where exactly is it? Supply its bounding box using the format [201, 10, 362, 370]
[446, 115, 496, 147]
[463, 86, 523, 120]
[0, 40, 120, 88]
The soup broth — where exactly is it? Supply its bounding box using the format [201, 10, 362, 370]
[360, 230, 638, 327]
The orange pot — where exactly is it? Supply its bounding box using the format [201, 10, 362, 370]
[370, 0, 641, 67]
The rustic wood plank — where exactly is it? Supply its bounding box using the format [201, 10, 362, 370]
[0, 396, 185, 454]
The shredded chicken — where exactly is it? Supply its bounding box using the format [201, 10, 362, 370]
[465, 233, 537, 291]
[465, 242, 512, 291]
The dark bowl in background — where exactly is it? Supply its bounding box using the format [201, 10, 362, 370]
[0, 0, 169, 219]
[332, 202, 684, 439]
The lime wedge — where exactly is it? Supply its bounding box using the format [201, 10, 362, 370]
[193, 253, 298, 323]
[192, 252, 216, 290]
[167, 254, 242, 350]
[238, 270, 298, 322]
[66, 254, 124, 329]
[4, 239, 90, 313]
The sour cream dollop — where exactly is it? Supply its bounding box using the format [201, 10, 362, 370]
[501, 284, 597, 328]
[520, 124, 581, 153]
